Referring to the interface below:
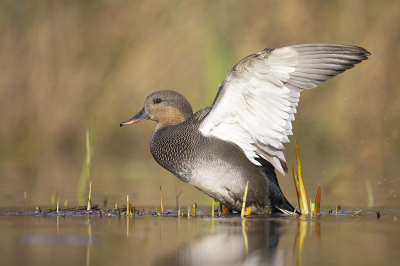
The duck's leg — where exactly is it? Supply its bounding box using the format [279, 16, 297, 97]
[221, 206, 230, 215]
[244, 206, 252, 215]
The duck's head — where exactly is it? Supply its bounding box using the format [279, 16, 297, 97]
[120, 90, 193, 130]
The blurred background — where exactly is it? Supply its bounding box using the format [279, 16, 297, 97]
[1, 0, 399, 210]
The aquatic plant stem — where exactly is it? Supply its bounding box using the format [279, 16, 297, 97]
[57, 198, 59, 213]
[192, 204, 196, 217]
[24, 191, 26, 212]
[315, 187, 321, 215]
[212, 199, 214, 217]
[103, 192, 108, 208]
[126, 195, 130, 216]
[292, 166, 304, 214]
[175, 186, 182, 211]
[86, 128, 91, 203]
[241, 181, 249, 218]
[366, 180, 374, 207]
[160, 185, 164, 213]
[295, 140, 309, 215]
[87, 181, 92, 211]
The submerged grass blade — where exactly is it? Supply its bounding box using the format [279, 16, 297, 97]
[315, 187, 321, 215]
[241, 181, 249, 218]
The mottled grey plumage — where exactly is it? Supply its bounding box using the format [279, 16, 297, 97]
[149, 102, 291, 214]
[121, 44, 370, 214]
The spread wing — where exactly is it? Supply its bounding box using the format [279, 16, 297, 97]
[199, 44, 370, 174]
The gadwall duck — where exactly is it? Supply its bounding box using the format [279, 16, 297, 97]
[121, 44, 370, 214]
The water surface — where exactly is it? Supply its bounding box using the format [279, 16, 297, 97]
[0, 208, 399, 266]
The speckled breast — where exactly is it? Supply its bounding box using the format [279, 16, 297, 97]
[150, 121, 204, 182]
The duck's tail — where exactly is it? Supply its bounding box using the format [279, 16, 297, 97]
[256, 157, 296, 214]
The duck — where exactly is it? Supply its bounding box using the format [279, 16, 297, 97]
[120, 44, 370, 215]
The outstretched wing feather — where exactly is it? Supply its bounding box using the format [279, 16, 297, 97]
[199, 44, 369, 174]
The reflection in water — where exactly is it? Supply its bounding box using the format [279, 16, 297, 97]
[295, 218, 307, 266]
[242, 219, 248, 257]
[7, 210, 400, 265]
[86, 216, 92, 266]
[152, 218, 288, 266]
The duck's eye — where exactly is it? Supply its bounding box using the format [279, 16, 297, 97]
[154, 98, 162, 104]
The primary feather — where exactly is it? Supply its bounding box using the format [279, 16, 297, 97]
[200, 44, 370, 174]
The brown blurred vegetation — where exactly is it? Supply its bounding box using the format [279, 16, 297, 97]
[1, 0, 400, 209]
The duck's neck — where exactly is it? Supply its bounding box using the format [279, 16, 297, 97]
[155, 107, 192, 131]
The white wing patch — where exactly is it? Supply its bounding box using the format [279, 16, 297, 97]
[199, 44, 369, 175]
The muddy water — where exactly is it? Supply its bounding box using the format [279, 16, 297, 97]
[0, 209, 399, 266]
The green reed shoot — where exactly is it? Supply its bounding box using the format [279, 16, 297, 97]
[241, 181, 249, 218]
[315, 187, 321, 215]
[192, 204, 196, 217]
[160, 185, 164, 213]
[77, 122, 98, 206]
[211, 199, 215, 217]
[295, 140, 309, 215]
